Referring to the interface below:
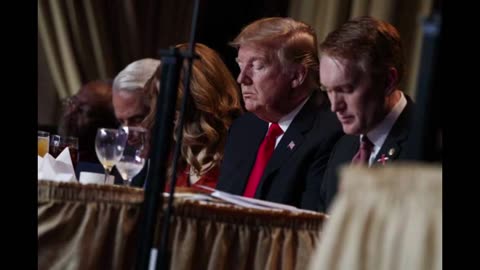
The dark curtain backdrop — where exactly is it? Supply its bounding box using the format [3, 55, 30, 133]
[196, 0, 290, 77]
[38, 0, 289, 100]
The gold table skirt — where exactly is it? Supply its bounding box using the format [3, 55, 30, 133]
[38, 180, 326, 270]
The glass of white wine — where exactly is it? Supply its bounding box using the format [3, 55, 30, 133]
[116, 126, 147, 186]
[95, 128, 127, 183]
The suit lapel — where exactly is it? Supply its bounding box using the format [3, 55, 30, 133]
[229, 117, 268, 194]
[373, 137, 403, 166]
[372, 98, 413, 166]
[254, 93, 322, 197]
[262, 124, 306, 177]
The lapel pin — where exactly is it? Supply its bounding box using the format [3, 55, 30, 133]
[377, 154, 389, 165]
[287, 141, 295, 150]
[388, 148, 395, 156]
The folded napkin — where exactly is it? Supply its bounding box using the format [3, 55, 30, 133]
[79, 171, 115, 185]
[38, 147, 77, 182]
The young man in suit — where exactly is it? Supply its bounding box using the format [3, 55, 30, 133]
[318, 16, 415, 212]
[216, 17, 343, 210]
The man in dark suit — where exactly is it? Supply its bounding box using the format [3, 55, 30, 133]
[317, 16, 415, 212]
[112, 58, 161, 187]
[216, 17, 343, 210]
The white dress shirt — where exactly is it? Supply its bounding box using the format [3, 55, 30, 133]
[360, 92, 407, 166]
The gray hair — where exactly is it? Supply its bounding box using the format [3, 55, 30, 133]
[113, 58, 161, 93]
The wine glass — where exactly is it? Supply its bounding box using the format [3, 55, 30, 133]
[95, 128, 127, 183]
[116, 126, 147, 186]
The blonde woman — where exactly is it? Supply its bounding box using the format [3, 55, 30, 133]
[169, 43, 242, 189]
[112, 44, 242, 188]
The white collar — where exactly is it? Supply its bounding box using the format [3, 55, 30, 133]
[271, 95, 310, 132]
[361, 92, 407, 150]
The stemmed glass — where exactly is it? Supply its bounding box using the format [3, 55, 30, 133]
[115, 126, 147, 186]
[95, 128, 127, 183]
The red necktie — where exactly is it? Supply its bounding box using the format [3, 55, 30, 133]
[243, 123, 284, 197]
[352, 136, 374, 165]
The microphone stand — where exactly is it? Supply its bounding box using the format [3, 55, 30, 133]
[135, 0, 201, 269]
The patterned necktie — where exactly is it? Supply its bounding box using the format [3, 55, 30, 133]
[352, 136, 374, 165]
[243, 123, 284, 198]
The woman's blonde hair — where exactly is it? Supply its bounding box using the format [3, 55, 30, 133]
[173, 43, 242, 177]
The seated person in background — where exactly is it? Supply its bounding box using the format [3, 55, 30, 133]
[59, 80, 121, 181]
[60, 80, 118, 163]
[112, 58, 161, 187]
[112, 43, 242, 188]
[215, 17, 343, 210]
[318, 16, 415, 212]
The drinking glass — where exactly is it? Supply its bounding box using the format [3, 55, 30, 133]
[50, 135, 79, 168]
[116, 126, 147, 186]
[95, 128, 127, 183]
[64, 136, 79, 168]
[38, 131, 50, 157]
